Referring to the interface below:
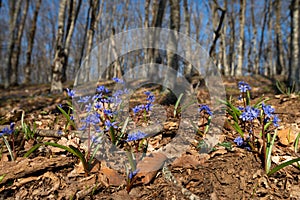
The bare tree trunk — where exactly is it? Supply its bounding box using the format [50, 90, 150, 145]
[228, 7, 235, 76]
[84, 0, 103, 82]
[163, 0, 180, 94]
[24, 0, 42, 85]
[258, 0, 269, 75]
[236, 0, 245, 76]
[289, 0, 300, 91]
[10, 0, 29, 86]
[221, 0, 228, 76]
[250, 0, 259, 74]
[51, 0, 67, 92]
[5, 0, 22, 88]
[265, 0, 273, 77]
[274, 0, 285, 75]
[51, 0, 81, 92]
[183, 0, 193, 77]
[209, 1, 226, 73]
[147, 0, 167, 79]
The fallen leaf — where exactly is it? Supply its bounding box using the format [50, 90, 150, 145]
[210, 148, 228, 158]
[136, 152, 167, 184]
[172, 154, 209, 168]
[277, 127, 296, 146]
[99, 166, 125, 186]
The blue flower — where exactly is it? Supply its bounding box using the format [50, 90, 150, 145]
[84, 113, 100, 125]
[78, 96, 91, 103]
[112, 77, 124, 84]
[198, 105, 213, 116]
[262, 103, 274, 118]
[91, 135, 101, 144]
[85, 103, 92, 112]
[103, 109, 114, 117]
[145, 102, 153, 111]
[97, 85, 109, 93]
[92, 93, 103, 100]
[273, 115, 280, 127]
[105, 120, 118, 130]
[238, 81, 251, 93]
[144, 91, 152, 96]
[132, 106, 141, 114]
[234, 136, 244, 146]
[126, 130, 147, 142]
[240, 106, 259, 121]
[94, 102, 103, 109]
[0, 122, 15, 136]
[128, 169, 139, 180]
[237, 106, 244, 111]
[146, 95, 155, 103]
[66, 88, 75, 98]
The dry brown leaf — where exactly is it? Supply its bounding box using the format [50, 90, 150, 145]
[163, 121, 179, 130]
[210, 149, 228, 158]
[99, 166, 125, 186]
[136, 152, 167, 184]
[172, 154, 209, 168]
[277, 127, 296, 146]
[24, 139, 35, 151]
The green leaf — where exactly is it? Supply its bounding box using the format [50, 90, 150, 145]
[0, 174, 6, 183]
[57, 105, 76, 129]
[233, 121, 244, 137]
[24, 142, 89, 172]
[174, 93, 183, 117]
[24, 143, 43, 158]
[266, 130, 277, 173]
[268, 157, 300, 176]
[295, 132, 300, 153]
[217, 142, 232, 151]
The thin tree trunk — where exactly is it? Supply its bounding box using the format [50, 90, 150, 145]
[250, 0, 259, 74]
[147, 0, 167, 79]
[228, 9, 235, 76]
[258, 0, 269, 75]
[50, 0, 67, 92]
[289, 0, 300, 91]
[10, 0, 29, 86]
[5, 0, 22, 88]
[24, 0, 42, 85]
[221, 0, 228, 76]
[85, 0, 101, 82]
[274, 0, 285, 75]
[183, 0, 193, 77]
[164, 0, 180, 92]
[51, 0, 80, 92]
[236, 0, 245, 76]
[265, 0, 273, 77]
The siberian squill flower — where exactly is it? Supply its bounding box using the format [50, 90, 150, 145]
[240, 106, 259, 121]
[126, 130, 147, 142]
[198, 104, 213, 116]
[238, 81, 251, 93]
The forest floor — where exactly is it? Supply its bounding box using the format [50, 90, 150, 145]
[0, 75, 299, 200]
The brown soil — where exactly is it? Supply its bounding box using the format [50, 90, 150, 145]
[0, 76, 299, 200]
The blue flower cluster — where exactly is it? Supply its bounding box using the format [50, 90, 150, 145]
[69, 78, 127, 135]
[262, 103, 280, 127]
[239, 106, 260, 121]
[0, 122, 15, 137]
[234, 136, 251, 151]
[198, 104, 213, 116]
[238, 81, 251, 93]
[132, 91, 155, 115]
[126, 130, 147, 142]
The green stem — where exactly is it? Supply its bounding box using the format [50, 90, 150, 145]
[2, 136, 14, 161]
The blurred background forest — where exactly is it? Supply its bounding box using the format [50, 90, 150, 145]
[0, 0, 299, 92]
